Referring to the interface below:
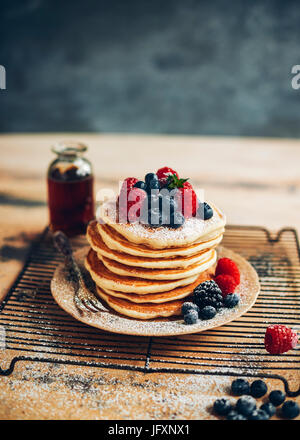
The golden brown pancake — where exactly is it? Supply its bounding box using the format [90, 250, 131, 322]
[100, 269, 212, 303]
[101, 199, 226, 249]
[96, 287, 185, 319]
[85, 248, 199, 294]
[98, 250, 216, 280]
[87, 220, 216, 268]
[98, 223, 224, 258]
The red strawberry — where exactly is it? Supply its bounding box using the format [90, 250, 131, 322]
[157, 167, 179, 187]
[214, 274, 237, 297]
[215, 258, 240, 285]
[265, 325, 298, 354]
[167, 174, 198, 218]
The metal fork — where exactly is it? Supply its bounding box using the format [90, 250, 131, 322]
[53, 231, 102, 314]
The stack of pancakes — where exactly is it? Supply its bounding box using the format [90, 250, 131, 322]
[85, 200, 226, 319]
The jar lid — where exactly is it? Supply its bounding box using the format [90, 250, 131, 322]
[51, 141, 88, 156]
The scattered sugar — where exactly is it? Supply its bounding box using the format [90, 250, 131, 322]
[51, 246, 259, 337]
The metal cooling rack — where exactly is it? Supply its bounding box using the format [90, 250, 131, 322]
[0, 226, 299, 396]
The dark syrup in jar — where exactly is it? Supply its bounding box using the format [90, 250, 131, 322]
[47, 142, 94, 236]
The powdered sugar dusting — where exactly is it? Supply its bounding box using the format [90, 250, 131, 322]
[51, 246, 260, 337]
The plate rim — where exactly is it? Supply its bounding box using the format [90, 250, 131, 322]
[51, 246, 260, 337]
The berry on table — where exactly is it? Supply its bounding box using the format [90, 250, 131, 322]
[269, 390, 286, 406]
[250, 380, 268, 398]
[226, 410, 247, 420]
[214, 274, 237, 297]
[281, 401, 300, 419]
[184, 309, 199, 325]
[199, 305, 217, 320]
[181, 302, 199, 315]
[193, 280, 224, 310]
[235, 395, 256, 416]
[260, 402, 276, 417]
[224, 293, 240, 308]
[231, 378, 250, 396]
[264, 324, 298, 354]
[248, 409, 269, 420]
[156, 167, 179, 187]
[215, 258, 240, 284]
[213, 398, 233, 416]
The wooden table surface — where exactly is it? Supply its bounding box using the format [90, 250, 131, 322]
[0, 133, 299, 420]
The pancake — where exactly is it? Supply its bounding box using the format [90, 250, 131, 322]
[98, 249, 217, 280]
[96, 287, 184, 319]
[100, 198, 226, 249]
[85, 248, 199, 294]
[98, 223, 224, 258]
[87, 220, 217, 269]
[100, 269, 212, 303]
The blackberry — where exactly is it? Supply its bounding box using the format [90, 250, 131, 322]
[199, 306, 217, 320]
[260, 402, 276, 417]
[193, 280, 224, 310]
[281, 401, 299, 419]
[248, 409, 269, 420]
[269, 390, 286, 406]
[213, 398, 232, 416]
[231, 378, 250, 396]
[181, 302, 199, 315]
[250, 380, 268, 398]
[236, 396, 256, 417]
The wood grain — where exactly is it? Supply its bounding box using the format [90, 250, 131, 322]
[0, 133, 299, 420]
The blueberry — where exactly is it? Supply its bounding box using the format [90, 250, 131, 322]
[184, 310, 199, 325]
[199, 306, 217, 320]
[248, 409, 269, 420]
[145, 173, 157, 185]
[203, 202, 213, 220]
[224, 293, 240, 308]
[148, 178, 160, 191]
[260, 402, 276, 417]
[250, 380, 268, 398]
[236, 396, 256, 416]
[181, 302, 199, 315]
[226, 410, 247, 420]
[133, 181, 147, 191]
[269, 390, 286, 406]
[148, 208, 163, 228]
[147, 193, 160, 210]
[281, 401, 300, 419]
[231, 378, 250, 396]
[169, 211, 185, 229]
[213, 398, 233, 416]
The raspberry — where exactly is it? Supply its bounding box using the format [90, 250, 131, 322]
[215, 258, 240, 284]
[167, 174, 198, 218]
[264, 325, 298, 354]
[120, 177, 139, 196]
[118, 177, 146, 223]
[156, 167, 179, 187]
[214, 274, 237, 297]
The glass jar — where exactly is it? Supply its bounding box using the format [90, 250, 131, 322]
[47, 141, 94, 236]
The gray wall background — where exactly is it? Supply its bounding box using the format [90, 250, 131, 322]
[1, 0, 300, 136]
